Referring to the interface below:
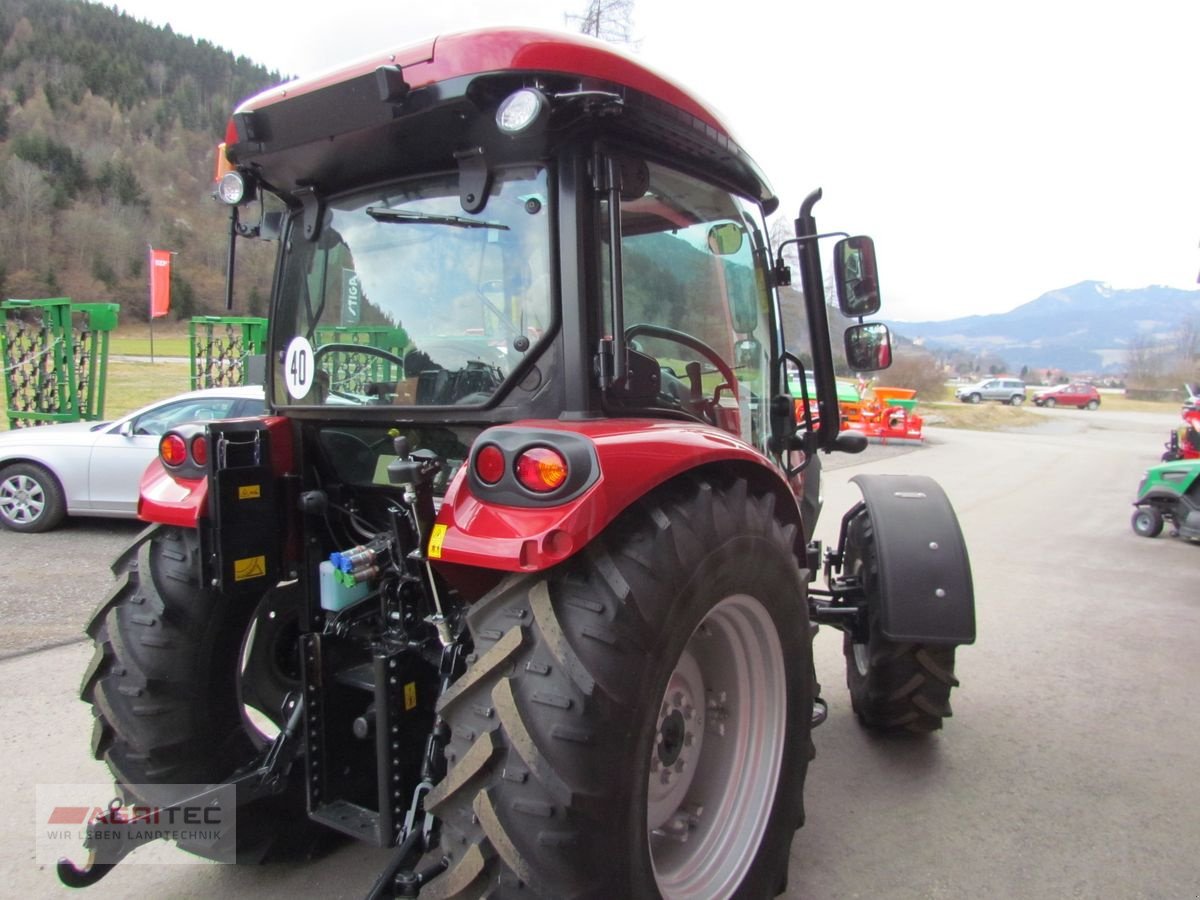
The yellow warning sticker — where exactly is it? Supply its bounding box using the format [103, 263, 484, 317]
[428, 524, 447, 559]
[238, 484, 262, 500]
[234, 555, 267, 581]
[404, 682, 417, 711]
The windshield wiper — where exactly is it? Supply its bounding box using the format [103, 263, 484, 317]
[365, 208, 509, 230]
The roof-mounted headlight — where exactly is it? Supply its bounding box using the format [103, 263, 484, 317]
[215, 170, 251, 205]
[496, 88, 549, 134]
[212, 142, 255, 205]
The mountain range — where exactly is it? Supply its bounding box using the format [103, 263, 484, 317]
[886, 281, 1200, 373]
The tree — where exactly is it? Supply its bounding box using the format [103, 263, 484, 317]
[4, 157, 52, 269]
[1125, 334, 1166, 388]
[566, 0, 638, 45]
[881, 346, 949, 401]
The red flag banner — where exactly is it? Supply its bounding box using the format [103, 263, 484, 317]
[149, 248, 172, 319]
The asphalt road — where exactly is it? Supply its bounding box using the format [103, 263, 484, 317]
[2, 408, 1197, 898]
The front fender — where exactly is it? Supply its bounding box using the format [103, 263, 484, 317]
[851, 473, 975, 645]
[430, 419, 790, 573]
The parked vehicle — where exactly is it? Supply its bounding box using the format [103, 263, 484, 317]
[1033, 382, 1101, 409]
[955, 377, 1026, 405]
[1131, 458, 1200, 541]
[60, 28, 975, 898]
[0, 386, 265, 532]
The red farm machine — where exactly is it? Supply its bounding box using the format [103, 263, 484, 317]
[61, 28, 974, 899]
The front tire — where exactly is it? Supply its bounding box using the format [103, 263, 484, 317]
[0, 462, 65, 532]
[967, 393, 982, 404]
[425, 475, 812, 898]
[81, 525, 315, 861]
[1086, 399, 1099, 410]
[842, 511, 958, 733]
[1043, 398, 1056, 408]
[1131, 507, 1164, 538]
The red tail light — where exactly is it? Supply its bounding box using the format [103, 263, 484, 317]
[474, 444, 505, 484]
[159, 434, 187, 467]
[515, 447, 568, 493]
[190, 435, 209, 467]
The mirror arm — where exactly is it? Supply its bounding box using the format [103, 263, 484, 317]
[795, 192, 843, 453]
[773, 230, 848, 291]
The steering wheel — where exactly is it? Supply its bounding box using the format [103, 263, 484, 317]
[624, 323, 738, 422]
[313, 343, 407, 402]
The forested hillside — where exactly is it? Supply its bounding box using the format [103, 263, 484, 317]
[0, 0, 284, 320]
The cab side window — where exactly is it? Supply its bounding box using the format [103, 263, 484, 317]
[601, 159, 773, 449]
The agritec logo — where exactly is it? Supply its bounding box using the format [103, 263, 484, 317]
[35, 784, 237, 866]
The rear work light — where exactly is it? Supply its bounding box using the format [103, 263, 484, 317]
[159, 434, 188, 467]
[212, 142, 255, 205]
[496, 88, 548, 134]
[515, 447, 568, 493]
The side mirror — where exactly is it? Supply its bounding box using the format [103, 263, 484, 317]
[118, 420, 135, 437]
[844, 322, 892, 372]
[834, 235, 881, 317]
[707, 222, 744, 256]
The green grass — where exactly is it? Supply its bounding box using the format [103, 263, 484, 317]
[109, 335, 193, 357]
[102, 359, 192, 417]
[108, 323, 193, 358]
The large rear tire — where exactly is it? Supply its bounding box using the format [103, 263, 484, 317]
[425, 475, 812, 898]
[81, 525, 316, 861]
[842, 511, 959, 733]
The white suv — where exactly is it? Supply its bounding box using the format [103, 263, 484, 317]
[955, 378, 1026, 405]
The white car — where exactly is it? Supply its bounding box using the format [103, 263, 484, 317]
[0, 385, 266, 532]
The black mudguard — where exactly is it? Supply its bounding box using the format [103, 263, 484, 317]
[850, 473, 975, 645]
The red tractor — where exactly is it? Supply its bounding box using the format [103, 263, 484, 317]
[61, 28, 974, 898]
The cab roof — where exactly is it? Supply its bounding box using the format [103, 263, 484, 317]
[225, 27, 777, 212]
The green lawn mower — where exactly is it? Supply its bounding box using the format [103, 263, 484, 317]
[1131, 458, 1200, 541]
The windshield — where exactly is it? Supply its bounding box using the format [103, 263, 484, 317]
[272, 167, 552, 408]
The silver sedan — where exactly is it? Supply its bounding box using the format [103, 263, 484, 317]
[0, 385, 266, 532]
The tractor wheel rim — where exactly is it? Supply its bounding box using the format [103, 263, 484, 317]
[853, 642, 871, 676]
[649, 594, 786, 899]
[0, 474, 44, 523]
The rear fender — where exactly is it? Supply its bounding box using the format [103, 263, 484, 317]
[138, 460, 208, 528]
[138, 417, 291, 521]
[430, 419, 793, 574]
[850, 473, 975, 645]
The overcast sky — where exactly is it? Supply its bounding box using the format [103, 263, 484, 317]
[100, 0, 1200, 322]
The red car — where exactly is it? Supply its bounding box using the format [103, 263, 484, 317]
[1033, 382, 1101, 409]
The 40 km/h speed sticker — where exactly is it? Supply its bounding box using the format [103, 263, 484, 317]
[284, 336, 315, 400]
